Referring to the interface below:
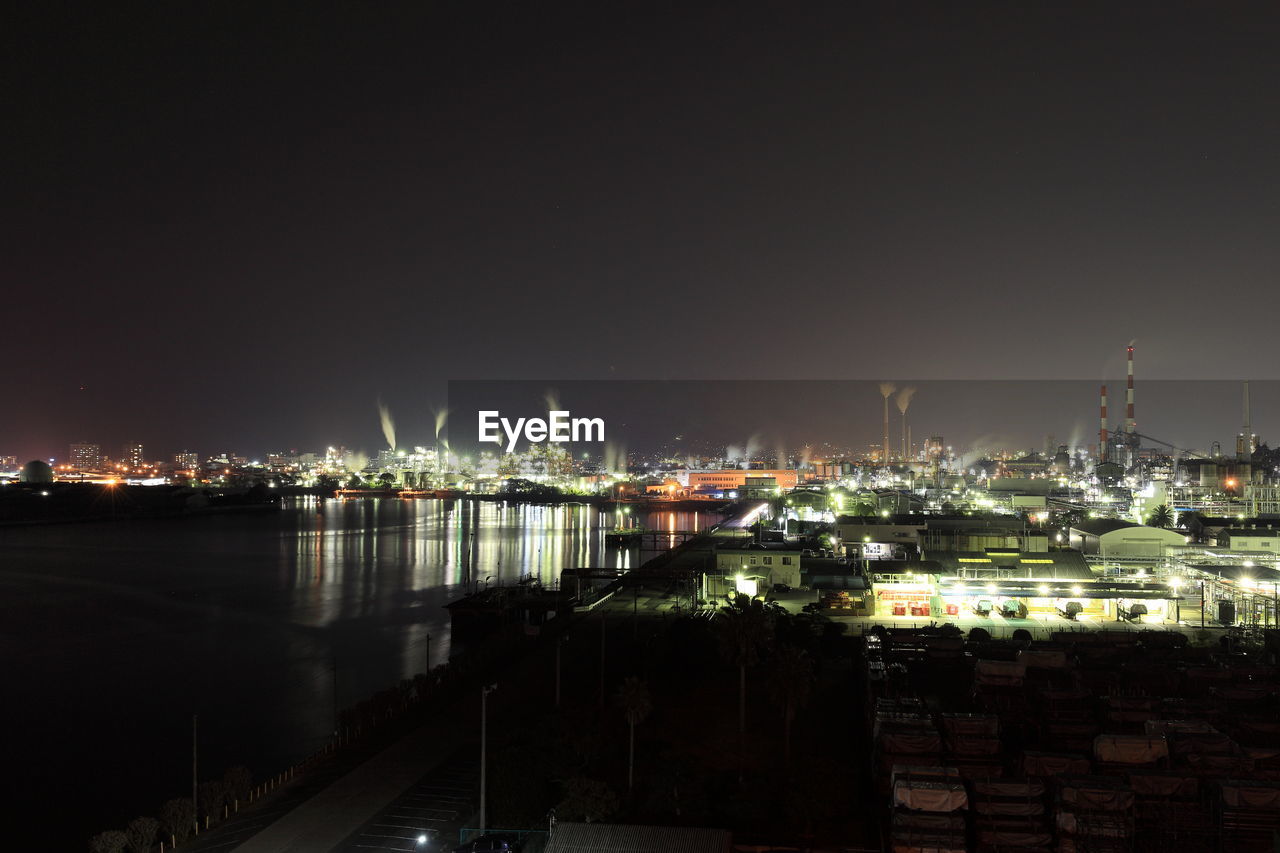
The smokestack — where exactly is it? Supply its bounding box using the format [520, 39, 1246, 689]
[1242, 380, 1253, 458]
[1125, 345, 1135, 435]
[879, 383, 896, 464]
[896, 386, 916, 461]
[1099, 384, 1109, 463]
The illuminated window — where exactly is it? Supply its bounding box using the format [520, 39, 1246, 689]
[1021, 559, 1055, 564]
[958, 558, 991, 563]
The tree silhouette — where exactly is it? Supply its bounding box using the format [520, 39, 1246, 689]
[1147, 504, 1174, 528]
[713, 594, 774, 783]
[160, 799, 194, 843]
[557, 776, 620, 823]
[767, 645, 814, 763]
[615, 677, 652, 791]
[124, 817, 158, 853]
[88, 831, 128, 853]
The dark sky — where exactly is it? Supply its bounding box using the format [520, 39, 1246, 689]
[4, 2, 1279, 460]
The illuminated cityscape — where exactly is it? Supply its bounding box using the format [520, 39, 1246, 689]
[7, 3, 1280, 853]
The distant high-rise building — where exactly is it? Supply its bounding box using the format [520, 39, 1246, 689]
[174, 451, 199, 469]
[70, 442, 103, 470]
[122, 442, 145, 468]
[0, 455, 17, 469]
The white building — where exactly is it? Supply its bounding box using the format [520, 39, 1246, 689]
[1222, 528, 1280, 555]
[1069, 519, 1188, 559]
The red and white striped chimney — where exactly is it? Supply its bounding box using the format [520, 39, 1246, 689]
[1125, 345, 1135, 435]
[1099, 384, 1109, 463]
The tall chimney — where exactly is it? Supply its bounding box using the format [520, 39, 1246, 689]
[1243, 380, 1253, 457]
[1099, 384, 1109, 463]
[1125, 345, 1135, 435]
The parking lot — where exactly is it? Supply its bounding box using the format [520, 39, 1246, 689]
[337, 751, 477, 851]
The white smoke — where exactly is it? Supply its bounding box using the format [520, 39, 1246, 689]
[603, 441, 628, 477]
[377, 399, 396, 451]
[895, 386, 916, 415]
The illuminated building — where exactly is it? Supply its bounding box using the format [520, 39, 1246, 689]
[678, 468, 799, 491]
[122, 441, 145, 468]
[174, 450, 199, 468]
[70, 442, 102, 470]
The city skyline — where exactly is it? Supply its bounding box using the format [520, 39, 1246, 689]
[11, 376, 1276, 466]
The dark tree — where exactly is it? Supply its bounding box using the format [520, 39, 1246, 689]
[160, 799, 194, 843]
[124, 817, 158, 853]
[88, 830, 128, 853]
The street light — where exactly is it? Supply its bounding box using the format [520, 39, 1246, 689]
[479, 684, 497, 832]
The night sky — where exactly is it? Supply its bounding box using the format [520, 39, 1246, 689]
[5, 2, 1279, 460]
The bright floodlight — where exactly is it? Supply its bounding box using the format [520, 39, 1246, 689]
[1038, 584, 1050, 595]
[1071, 585, 1083, 597]
[417, 834, 428, 846]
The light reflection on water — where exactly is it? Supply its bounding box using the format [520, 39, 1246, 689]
[0, 496, 718, 845]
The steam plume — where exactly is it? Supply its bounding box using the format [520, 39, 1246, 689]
[895, 386, 916, 414]
[377, 398, 396, 450]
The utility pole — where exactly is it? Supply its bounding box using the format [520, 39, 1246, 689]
[479, 684, 497, 832]
[192, 714, 198, 836]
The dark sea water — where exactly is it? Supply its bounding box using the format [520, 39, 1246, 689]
[0, 497, 718, 845]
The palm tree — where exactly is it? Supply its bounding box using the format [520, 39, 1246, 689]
[767, 645, 815, 763]
[713, 594, 774, 783]
[1147, 504, 1175, 528]
[615, 677, 652, 791]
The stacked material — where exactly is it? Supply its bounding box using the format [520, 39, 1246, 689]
[1157, 724, 1254, 779]
[822, 589, 855, 611]
[1092, 734, 1169, 774]
[875, 712, 943, 784]
[970, 778, 1051, 853]
[1101, 697, 1158, 731]
[941, 713, 1002, 779]
[1127, 771, 1210, 852]
[974, 659, 1026, 688]
[1053, 775, 1135, 853]
[974, 659, 1028, 717]
[891, 766, 968, 853]
[1023, 751, 1091, 779]
[1217, 780, 1280, 851]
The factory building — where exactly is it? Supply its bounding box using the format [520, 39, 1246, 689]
[679, 468, 799, 491]
[712, 543, 804, 593]
[1219, 527, 1280, 555]
[1068, 519, 1188, 559]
